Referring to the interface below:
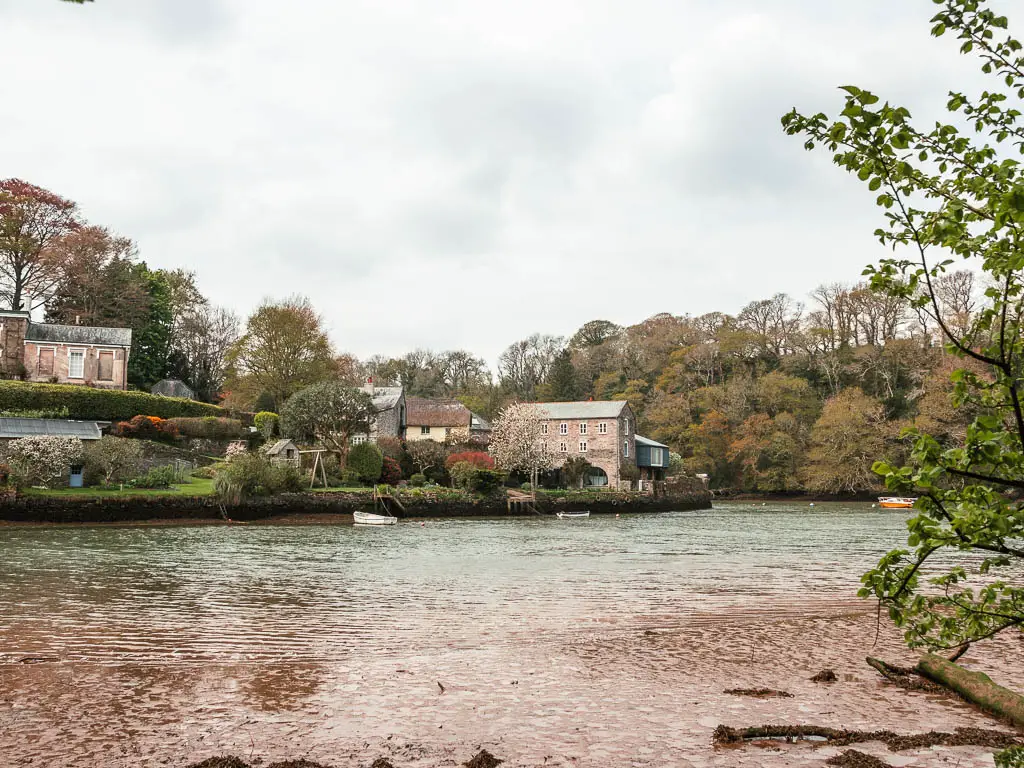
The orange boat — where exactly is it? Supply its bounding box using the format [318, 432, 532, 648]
[878, 497, 917, 509]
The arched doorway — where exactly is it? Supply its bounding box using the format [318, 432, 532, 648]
[584, 466, 609, 488]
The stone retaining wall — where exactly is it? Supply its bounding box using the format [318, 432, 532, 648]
[0, 490, 711, 524]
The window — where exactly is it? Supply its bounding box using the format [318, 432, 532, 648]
[598, 422, 608, 434]
[421, 426, 431, 435]
[68, 349, 85, 379]
[37, 348, 55, 376]
[623, 418, 630, 435]
[541, 423, 548, 435]
[579, 441, 588, 452]
[351, 435, 367, 446]
[559, 423, 568, 435]
[623, 440, 630, 458]
[579, 422, 587, 435]
[97, 350, 114, 382]
[559, 442, 568, 453]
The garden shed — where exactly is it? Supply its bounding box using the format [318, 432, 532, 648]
[263, 438, 300, 467]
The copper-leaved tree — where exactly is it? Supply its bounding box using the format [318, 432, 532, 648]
[783, 0, 1024, 655]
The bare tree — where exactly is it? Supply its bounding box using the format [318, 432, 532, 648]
[498, 334, 563, 400]
[170, 305, 241, 402]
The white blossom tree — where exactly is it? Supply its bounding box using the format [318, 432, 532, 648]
[489, 403, 554, 489]
[5, 436, 83, 489]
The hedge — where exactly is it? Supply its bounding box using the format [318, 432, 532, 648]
[0, 380, 223, 421]
[167, 417, 247, 440]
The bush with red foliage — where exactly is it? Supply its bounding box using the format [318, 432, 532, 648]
[380, 455, 403, 485]
[444, 451, 494, 470]
[113, 415, 180, 444]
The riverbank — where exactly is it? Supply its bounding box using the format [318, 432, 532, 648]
[1, 504, 1017, 767]
[0, 487, 711, 524]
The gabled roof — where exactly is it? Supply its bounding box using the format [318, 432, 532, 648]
[534, 401, 630, 420]
[635, 435, 669, 449]
[151, 379, 195, 399]
[0, 418, 102, 440]
[264, 439, 297, 456]
[360, 384, 403, 411]
[406, 397, 471, 427]
[26, 322, 132, 347]
[470, 412, 491, 431]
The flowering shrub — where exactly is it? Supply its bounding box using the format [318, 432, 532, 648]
[225, 441, 248, 460]
[380, 455, 402, 485]
[0, 463, 10, 486]
[113, 415, 179, 443]
[444, 451, 495, 470]
[6, 436, 84, 489]
[82, 436, 143, 486]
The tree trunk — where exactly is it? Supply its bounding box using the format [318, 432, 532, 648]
[916, 653, 1024, 727]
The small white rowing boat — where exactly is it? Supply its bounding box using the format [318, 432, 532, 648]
[353, 510, 398, 526]
[556, 511, 591, 519]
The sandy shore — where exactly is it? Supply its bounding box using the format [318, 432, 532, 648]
[2, 605, 1021, 768]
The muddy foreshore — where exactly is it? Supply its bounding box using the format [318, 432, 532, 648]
[0, 489, 711, 524]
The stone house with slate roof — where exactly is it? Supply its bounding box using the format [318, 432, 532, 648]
[0, 310, 131, 390]
[350, 379, 406, 445]
[533, 400, 638, 488]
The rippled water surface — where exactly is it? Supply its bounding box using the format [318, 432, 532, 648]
[0, 503, 903, 663]
[2, 503, 1018, 768]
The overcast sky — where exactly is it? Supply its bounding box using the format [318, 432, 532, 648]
[0, 0, 997, 366]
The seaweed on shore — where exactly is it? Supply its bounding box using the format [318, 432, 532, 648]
[826, 751, 891, 768]
[464, 749, 503, 768]
[713, 724, 1022, 751]
[725, 688, 794, 699]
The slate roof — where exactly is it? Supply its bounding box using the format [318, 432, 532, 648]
[406, 397, 471, 428]
[0, 418, 102, 440]
[25, 322, 132, 347]
[635, 435, 669, 449]
[264, 439, 297, 456]
[470, 412, 492, 432]
[534, 401, 630, 420]
[360, 384, 404, 411]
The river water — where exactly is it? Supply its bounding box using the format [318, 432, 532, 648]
[0, 502, 1019, 767]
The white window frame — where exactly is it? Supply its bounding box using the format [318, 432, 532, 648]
[420, 426, 431, 435]
[559, 442, 568, 453]
[623, 440, 630, 458]
[68, 348, 86, 379]
[623, 418, 630, 435]
[579, 422, 587, 435]
[598, 422, 608, 434]
[559, 422, 568, 435]
[96, 348, 117, 382]
[579, 440, 588, 453]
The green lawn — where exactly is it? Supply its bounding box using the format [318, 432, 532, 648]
[22, 476, 216, 499]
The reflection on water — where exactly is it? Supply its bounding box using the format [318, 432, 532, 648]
[0, 503, 906, 664]
[11, 503, 1007, 768]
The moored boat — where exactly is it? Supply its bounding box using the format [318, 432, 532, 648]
[556, 511, 591, 519]
[878, 497, 917, 509]
[353, 510, 398, 526]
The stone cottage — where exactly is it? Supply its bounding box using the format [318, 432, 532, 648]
[405, 397, 472, 443]
[0, 310, 132, 389]
[352, 379, 406, 444]
[534, 400, 637, 488]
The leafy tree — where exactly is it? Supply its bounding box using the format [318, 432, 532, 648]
[347, 442, 384, 484]
[560, 456, 592, 488]
[0, 179, 81, 311]
[538, 350, 581, 401]
[785, 0, 1024, 651]
[226, 297, 337, 410]
[128, 267, 174, 389]
[407, 439, 449, 475]
[82, 436, 143, 486]
[279, 381, 374, 462]
[803, 389, 891, 495]
[568, 320, 622, 350]
[46, 227, 150, 330]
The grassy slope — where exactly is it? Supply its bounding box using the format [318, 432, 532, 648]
[22, 476, 215, 499]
